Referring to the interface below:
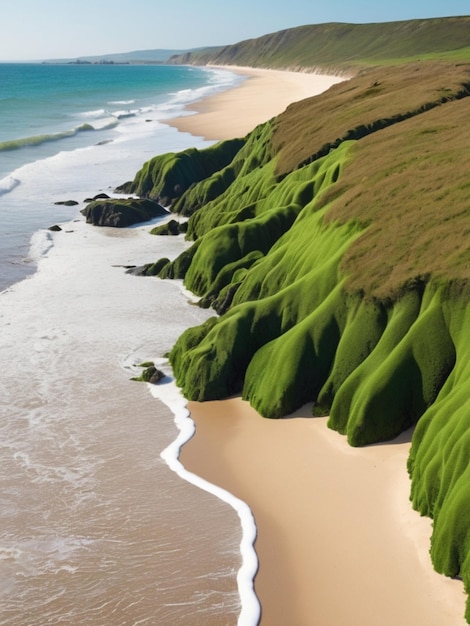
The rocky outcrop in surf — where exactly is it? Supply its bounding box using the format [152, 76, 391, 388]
[81, 198, 168, 227]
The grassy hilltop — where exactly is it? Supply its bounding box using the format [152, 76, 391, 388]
[167, 16, 470, 71]
[119, 17, 470, 621]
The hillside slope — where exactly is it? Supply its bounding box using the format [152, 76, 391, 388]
[120, 59, 470, 621]
[168, 17, 470, 72]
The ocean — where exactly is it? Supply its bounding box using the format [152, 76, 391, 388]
[0, 63, 258, 625]
[0, 62, 243, 290]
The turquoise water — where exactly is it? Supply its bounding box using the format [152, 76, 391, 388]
[0, 63, 222, 170]
[0, 63, 242, 290]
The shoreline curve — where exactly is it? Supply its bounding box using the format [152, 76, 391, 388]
[147, 376, 261, 626]
[164, 65, 345, 140]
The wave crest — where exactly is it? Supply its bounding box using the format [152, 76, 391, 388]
[79, 108, 108, 118]
[28, 230, 54, 261]
[0, 175, 20, 196]
[0, 119, 119, 152]
[108, 99, 135, 105]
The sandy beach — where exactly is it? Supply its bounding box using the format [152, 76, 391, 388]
[166, 66, 345, 140]
[167, 66, 467, 624]
[182, 399, 466, 625]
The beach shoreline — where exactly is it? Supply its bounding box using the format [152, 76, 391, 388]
[3, 61, 465, 624]
[160, 66, 467, 624]
[165, 65, 345, 140]
[181, 398, 466, 626]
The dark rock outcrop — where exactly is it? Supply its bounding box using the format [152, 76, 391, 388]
[132, 364, 166, 384]
[150, 219, 181, 235]
[126, 258, 171, 277]
[143, 365, 165, 384]
[54, 200, 79, 206]
[83, 193, 111, 203]
[81, 198, 168, 227]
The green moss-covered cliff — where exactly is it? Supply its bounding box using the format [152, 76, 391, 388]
[124, 60, 470, 620]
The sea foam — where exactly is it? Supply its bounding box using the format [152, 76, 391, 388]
[0, 121, 120, 153]
[0, 174, 20, 195]
[148, 372, 261, 626]
[28, 229, 54, 261]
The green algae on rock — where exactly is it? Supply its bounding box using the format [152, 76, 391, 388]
[81, 198, 168, 227]
[117, 139, 244, 208]
[123, 60, 470, 622]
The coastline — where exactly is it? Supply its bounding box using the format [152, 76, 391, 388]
[165, 66, 345, 140]
[0, 214, 240, 624]
[147, 379, 260, 625]
[3, 62, 465, 623]
[182, 398, 466, 626]
[160, 67, 466, 623]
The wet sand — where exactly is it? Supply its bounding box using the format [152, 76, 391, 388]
[181, 398, 466, 626]
[165, 66, 345, 140]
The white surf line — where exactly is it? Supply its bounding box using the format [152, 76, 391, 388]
[148, 377, 260, 626]
[120, 278, 260, 624]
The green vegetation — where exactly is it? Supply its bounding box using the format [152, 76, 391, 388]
[167, 16, 470, 73]
[271, 60, 470, 177]
[117, 139, 244, 206]
[407, 296, 470, 598]
[124, 54, 470, 621]
[131, 362, 165, 384]
[80, 197, 168, 227]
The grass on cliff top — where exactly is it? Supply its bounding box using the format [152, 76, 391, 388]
[268, 61, 470, 300]
[322, 95, 470, 299]
[155, 61, 470, 303]
[272, 61, 470, 176]
[359, 45, 470, 66]
[172, 17, 470, 73]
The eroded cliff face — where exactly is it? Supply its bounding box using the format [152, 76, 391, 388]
[122, 61, 470, 621]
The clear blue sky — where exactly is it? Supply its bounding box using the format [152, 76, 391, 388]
[1, 0, 468, 61]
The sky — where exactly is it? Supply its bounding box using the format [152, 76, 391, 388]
[1, 0, 468, 61]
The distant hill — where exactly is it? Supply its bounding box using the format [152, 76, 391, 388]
[167, 16, 470, 72]
[46, 48, 196, 64]
[45, 17, 470, 68]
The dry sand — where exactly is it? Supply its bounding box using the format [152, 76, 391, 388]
[182, 399, 466, 625]
[168, 66, 466, 624]
[165, 66, 345, 140]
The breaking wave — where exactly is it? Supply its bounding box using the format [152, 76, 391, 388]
[0, 175, 20, 195]
[0, 119, 119, 152]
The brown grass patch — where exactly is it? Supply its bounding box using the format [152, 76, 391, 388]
[322, 97, 470, 298]
[272, 61, 470, 177]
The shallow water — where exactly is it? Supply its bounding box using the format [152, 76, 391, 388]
[0, 221, 242, 624]
[0, 62, 244, 291]
[0, 63, 252, 625]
